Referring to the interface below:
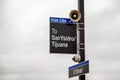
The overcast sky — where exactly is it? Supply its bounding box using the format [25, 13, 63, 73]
[0, 0, 120, 80]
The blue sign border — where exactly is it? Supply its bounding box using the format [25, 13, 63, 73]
[50, 17, 76, 24]
[69, 60, 89, 70]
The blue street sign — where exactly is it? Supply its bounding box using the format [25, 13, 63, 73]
[50, 17, 76, 24]
[69, 60, 89, 78]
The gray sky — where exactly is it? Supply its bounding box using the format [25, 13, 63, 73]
[0, 0, 120, 80]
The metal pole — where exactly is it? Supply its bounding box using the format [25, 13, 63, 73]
[78, 0, 84, 23]
[78, 0, 85, 80]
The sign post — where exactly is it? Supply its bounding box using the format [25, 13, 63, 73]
[49, 0, 88, 80]
[78, 0, 85, 80]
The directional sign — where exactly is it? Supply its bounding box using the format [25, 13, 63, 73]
[69, 60, 89, 78]
[50, 17, 77, 54]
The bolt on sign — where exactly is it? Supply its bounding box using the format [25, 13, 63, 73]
[50, 17, 77, 54]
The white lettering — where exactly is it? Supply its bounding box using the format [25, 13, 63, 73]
[52, 28, 58, 34]
[60, 35, 76, 41]
[52, 35, 60, 40]
[51, 35, 76, 41]
[73, 68, 83, 75]
[52, 41, 68, 48]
